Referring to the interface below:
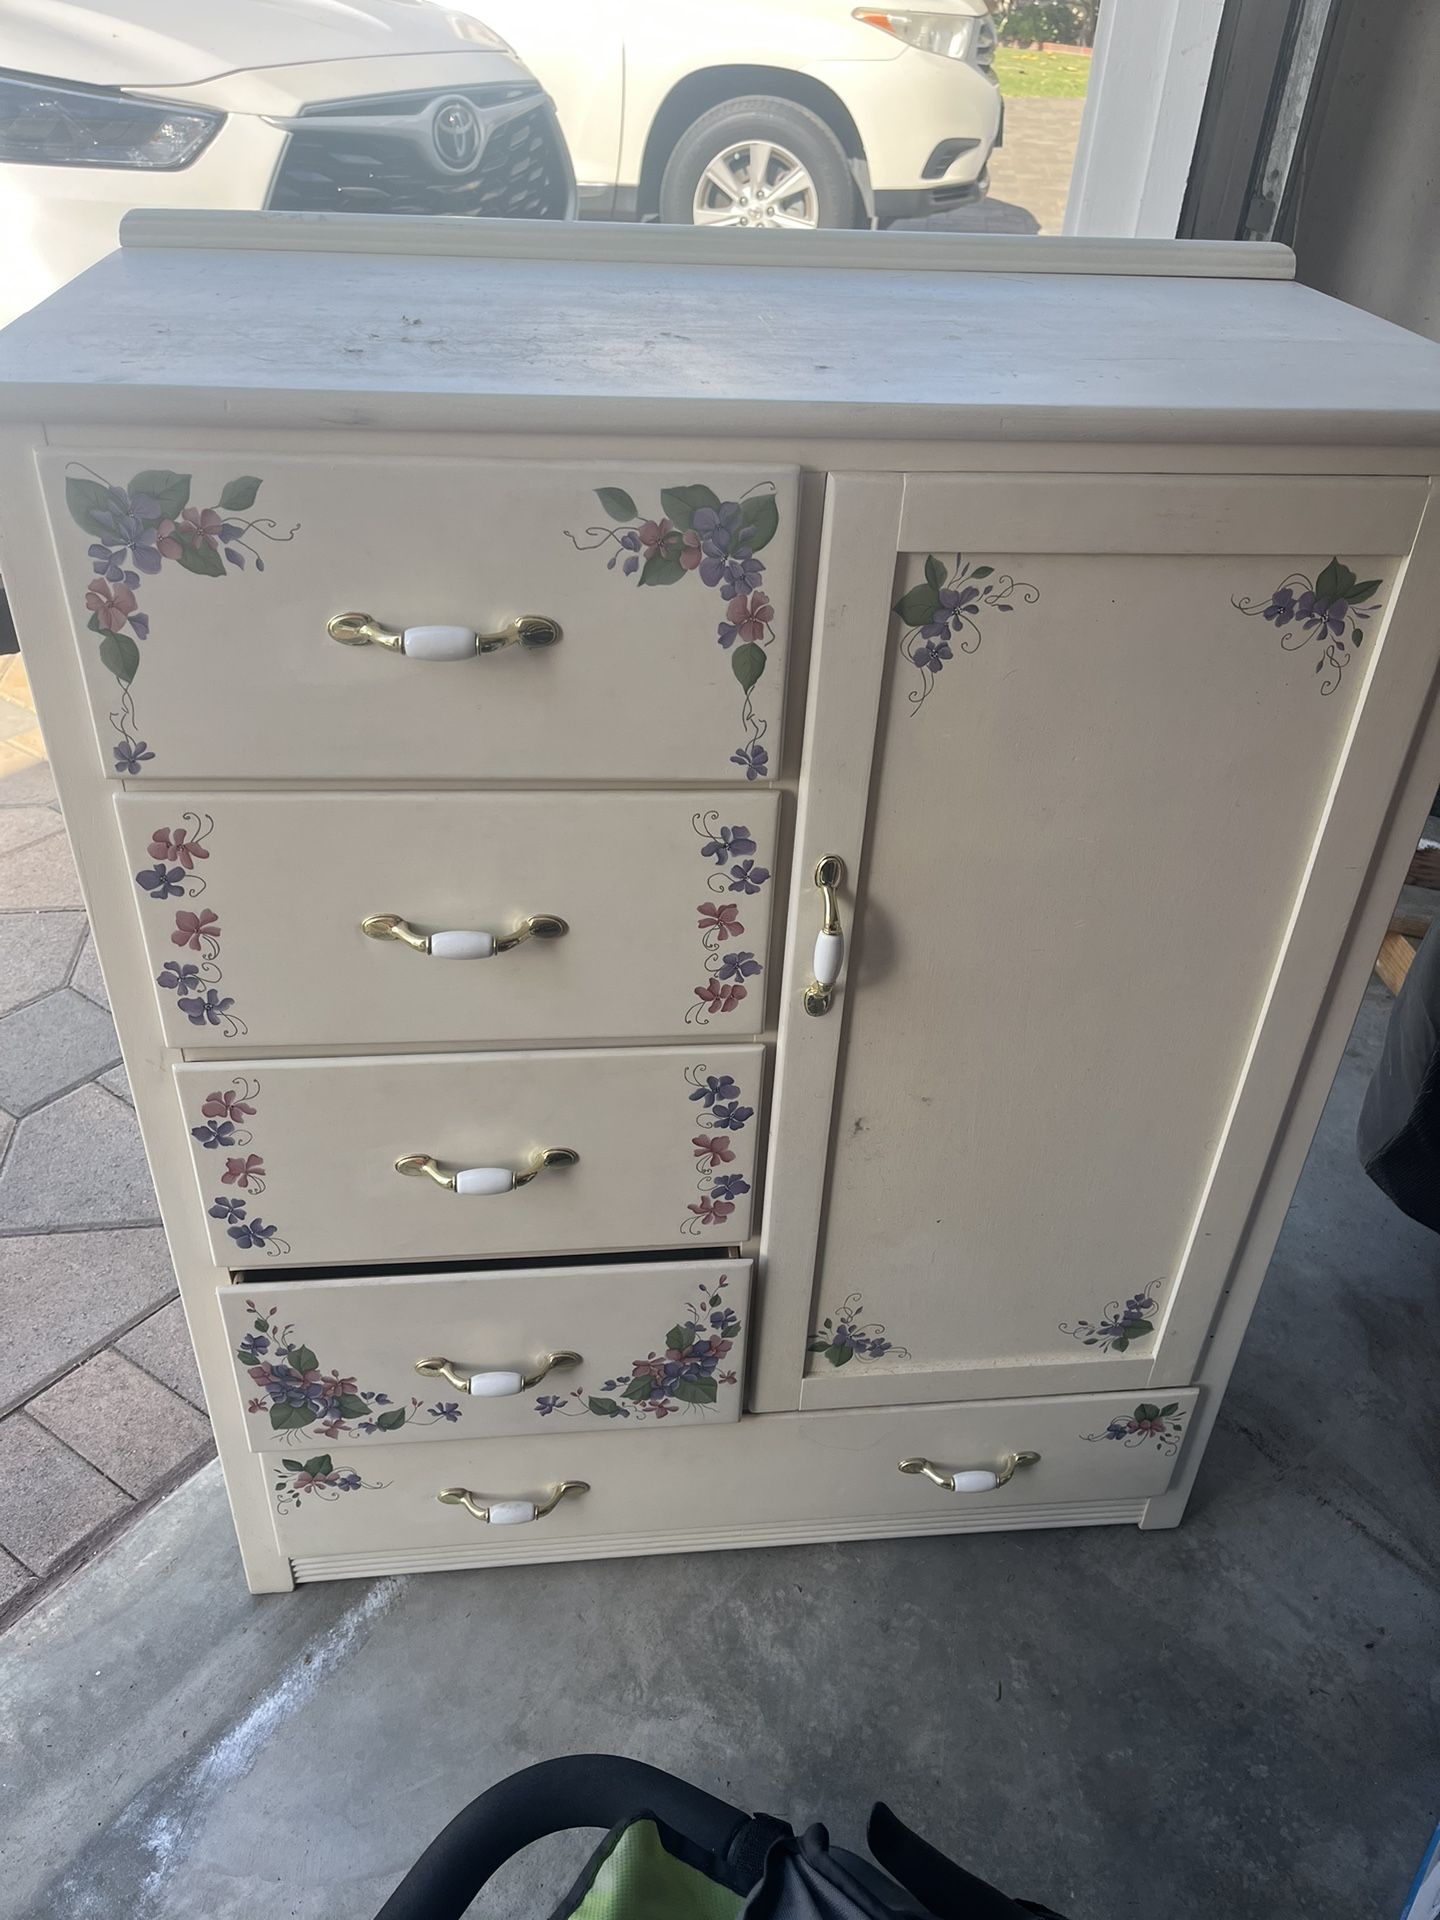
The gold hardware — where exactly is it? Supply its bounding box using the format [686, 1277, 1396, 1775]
[394, 1147, 580, 1192]
[360, 912, 568, 953]
[898, 1452, 1040, 1491]
[414, 1351, 583, 1393]
[436, 1481, 589, 1522]
[803, 854, 846, 1017]
[327, 612, 561, 653]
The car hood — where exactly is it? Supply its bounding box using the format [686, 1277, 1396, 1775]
[3, 0, 509, 90]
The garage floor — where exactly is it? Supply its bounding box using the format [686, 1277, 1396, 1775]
[2, 980, 1438, 1920]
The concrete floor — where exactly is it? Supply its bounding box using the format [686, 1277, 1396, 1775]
[2, 981, 1438, 1920]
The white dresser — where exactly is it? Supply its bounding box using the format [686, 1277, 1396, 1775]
[3, 215, 1439, 1592]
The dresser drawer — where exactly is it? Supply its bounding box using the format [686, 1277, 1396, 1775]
[222, 1257, 748, 1453]
[119, 791, 781, 1047]
[265, 1387, 1200, 1570]
[44, 453, 796, 783]
[176, 1045, 764, 1266]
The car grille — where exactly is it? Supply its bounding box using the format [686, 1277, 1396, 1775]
[268, 86, 571, 221]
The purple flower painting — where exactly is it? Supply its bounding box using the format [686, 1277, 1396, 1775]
[271, 1453, 385, 1515]
[237, 1299, 464, 1440]
[566, 482, 780, 777]
[1059, 1284, 1164, 1354]
[893, 555, 1040, 715]
[64, 465, 297, 771]
[1232, 558, 1386, 696]
[808, 1293, 909, 1368]
[536, 1276, 742, 1422]
[194, 1081, 287, 1255]
[681, 1061, 754, 1236]
[132, 813, 245, 1037]
[688, 810, 771, 1025]
[1084, 1403, 1187, 1457]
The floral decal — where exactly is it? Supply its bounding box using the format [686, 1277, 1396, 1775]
[1084, 1402, 1186, 1457]
[235, 1299, 463, 1439]
[689, 811, 770, 1024]
[134, 812, 246, 1036]
[807, 1293, 909, 1369]
[536, 1275, 740, 1422]
[894, 554, 1040, 714]
[1059, 1283, 1164, 1355]
[1232, 557, 1385, 696]
[195, 1082, 288, 1256]
[64, 464, 297, 772]
[272, 1454, 385, 1516]
[684, 1062, 754, 1234]
[567, 483, 781, 778]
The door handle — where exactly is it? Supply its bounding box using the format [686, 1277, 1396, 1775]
[362, 912, 568, 957]
[395, 1147, 579, 1194]
[898, 1452, 1040, 1493]
[414, 1351, 582, 1396]
[803, 855, 845, 1015]
[328, 612, 561, 656]
[437, 1481, 589, 1525]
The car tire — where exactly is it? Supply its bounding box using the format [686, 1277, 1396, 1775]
[659, 97, 859, 231]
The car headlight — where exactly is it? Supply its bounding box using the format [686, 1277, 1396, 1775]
[0, 70, 223, 170]
[852, 10, 982, 60]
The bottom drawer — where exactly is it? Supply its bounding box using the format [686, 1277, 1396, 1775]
[263, 1386, 1199, 1577]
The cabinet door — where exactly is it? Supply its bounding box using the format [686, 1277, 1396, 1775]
[756, 471, 1434, 1411]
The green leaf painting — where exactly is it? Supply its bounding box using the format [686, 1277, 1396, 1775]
[128, 469, 192, 520]
[218, 475, 261, 513]
[595, 485, 638, 521]
[660, 483, 720, 529]
[97, 630, 140, 687]
[730, 641, 766, 695]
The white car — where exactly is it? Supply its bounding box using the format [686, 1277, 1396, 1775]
[457, 0, 1002, 229]
[0, 0, 575, 329]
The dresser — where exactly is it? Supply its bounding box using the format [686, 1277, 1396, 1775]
[3, 214, 1440, 1592]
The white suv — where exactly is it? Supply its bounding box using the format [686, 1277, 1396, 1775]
[0, 0, 575, 329]
[458, 0, 1002, 229]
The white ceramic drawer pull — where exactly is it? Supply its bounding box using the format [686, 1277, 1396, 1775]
[803, 855, 846, 1016]
[328, 611, 562, 657]
[361, 912, 568, 957]
[437, 1480, 589, 1525]
[395, 1146, 580, 1195]
[899, 1451, 1040, 1494]
[414, 1350, 582, 1396]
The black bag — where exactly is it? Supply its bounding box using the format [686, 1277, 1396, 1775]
[372, 1755, 1068, 1919]
[1358, 919, 1440, 1233]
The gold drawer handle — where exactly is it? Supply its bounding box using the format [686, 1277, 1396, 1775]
[396, 1147, 579, 1195]
[362, 912, 568, 958]
[803, 855, 846, 1016]
[328, 611, 561, 657]
[899, 1452, 1040, 1494]
[437, 1481, 589, 1525]
[415, 1351, 582, 1397]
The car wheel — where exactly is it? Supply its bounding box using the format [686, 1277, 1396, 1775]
[659, 97, 859, 230]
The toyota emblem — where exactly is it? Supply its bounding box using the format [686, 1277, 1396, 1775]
[432, 97, 484, 173]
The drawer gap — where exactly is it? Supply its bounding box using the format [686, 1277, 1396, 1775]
[228, 1245, 744, 1286]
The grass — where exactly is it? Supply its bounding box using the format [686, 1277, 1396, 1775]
[992, 45, 1092, 98]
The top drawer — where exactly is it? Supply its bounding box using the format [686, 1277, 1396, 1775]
[40, 453, 796, 783]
